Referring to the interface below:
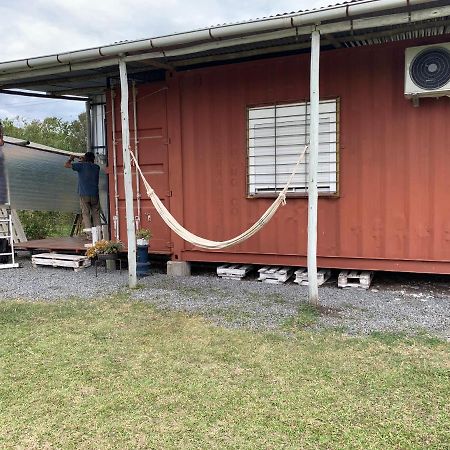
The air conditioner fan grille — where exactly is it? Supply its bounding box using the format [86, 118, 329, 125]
[410, 48, 450, 90]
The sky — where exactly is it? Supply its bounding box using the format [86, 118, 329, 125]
[0, 0, 333, 122]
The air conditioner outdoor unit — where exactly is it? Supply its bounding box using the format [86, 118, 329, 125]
[405, 43, 450, 98]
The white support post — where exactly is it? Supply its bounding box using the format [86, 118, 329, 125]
[307, 29, 321, 305]
[118, 57, 137, 288]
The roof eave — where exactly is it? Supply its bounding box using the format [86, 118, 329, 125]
[0, 0, 448, 95]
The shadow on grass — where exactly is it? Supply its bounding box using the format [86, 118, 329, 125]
[0, 300, 87, 325]
[370, 331, 443, 346]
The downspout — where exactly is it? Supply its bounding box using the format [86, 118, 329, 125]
[85, 99, 91, 152]
[307, 29, 321, 305]
[132, 81, 141, 229]
[118, 57, 137, 288]
[110, 88, 120, 240]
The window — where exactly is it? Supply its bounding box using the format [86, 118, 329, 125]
[247, 99, 339, 195]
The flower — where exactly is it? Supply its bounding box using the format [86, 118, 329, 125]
[136, 228, 152, 241]
[86, 240, 123, 259]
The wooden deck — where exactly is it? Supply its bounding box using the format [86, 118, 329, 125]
[16, 237, 91, 253]
[16, 237, 171, 256]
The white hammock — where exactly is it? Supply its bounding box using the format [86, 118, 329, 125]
[130, 145, 308, 250]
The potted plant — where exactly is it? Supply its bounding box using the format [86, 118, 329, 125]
[136, 228, 152, 277]
[86, 239, 123, 260]
[136, 228, 152, 247]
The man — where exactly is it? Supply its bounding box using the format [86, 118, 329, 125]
[65, 151, 101, 230]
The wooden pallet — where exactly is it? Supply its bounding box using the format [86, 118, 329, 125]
[338, 270, 374, 289]
[258, 266, 294, 284]
[0, 262, 20, 270]
[32, 253, 91, 272]
[217, 264, 253, 280]
[294, 268, 331, 286]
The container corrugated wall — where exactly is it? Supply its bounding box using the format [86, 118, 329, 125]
[108, 36, 450, 273]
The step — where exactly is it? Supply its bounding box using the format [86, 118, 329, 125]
[32, 253, 91, 272]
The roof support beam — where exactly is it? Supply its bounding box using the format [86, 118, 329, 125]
[171, 41, 314, 68]
[0, 71, 114, 89]
[134, 59, 174, 71]
[323, 33, 342, 49]
[307, 29, 321, 305]
[48, 87, 106, 96]
[0, 88, 88, 101]
[341, 17, 450, 45]
[0, 53, 166, 85]
[118, 57, 137, 288]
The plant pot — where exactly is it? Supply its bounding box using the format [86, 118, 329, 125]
[98, 253, 118, 261]
[137, 238, 149, 246]
[97, 253, 119, 271]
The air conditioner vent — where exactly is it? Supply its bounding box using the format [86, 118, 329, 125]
[405, 43, 450, 98]
[410, 48, 450, 90]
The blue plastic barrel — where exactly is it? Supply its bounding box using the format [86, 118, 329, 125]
[136, 243, 150, 277]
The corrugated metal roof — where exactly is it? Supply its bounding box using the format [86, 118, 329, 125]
[0, 0, 448, 96]
[205, 0, 361, 27]
[100, 1, 366, 50]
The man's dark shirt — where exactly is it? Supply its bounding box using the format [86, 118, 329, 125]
[72, 162, 100, 196]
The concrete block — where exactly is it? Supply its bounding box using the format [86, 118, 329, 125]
[167, 261, 191, 276]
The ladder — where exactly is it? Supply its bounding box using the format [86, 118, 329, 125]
[0, 208, 27, 244]
[0, 210, 19, 269]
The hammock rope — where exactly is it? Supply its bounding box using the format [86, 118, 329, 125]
[129, 145, 308, 250]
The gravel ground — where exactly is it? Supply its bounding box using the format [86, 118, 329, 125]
[1, 256, 449, 340]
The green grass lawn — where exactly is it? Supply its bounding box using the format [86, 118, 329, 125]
[0, 298, 448, 450]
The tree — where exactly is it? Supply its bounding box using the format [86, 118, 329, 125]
[2, 113, 87, 153]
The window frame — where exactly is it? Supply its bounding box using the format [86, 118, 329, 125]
[246, 97, 340, 199]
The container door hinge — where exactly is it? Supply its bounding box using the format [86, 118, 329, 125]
[167, 190, 173, 197]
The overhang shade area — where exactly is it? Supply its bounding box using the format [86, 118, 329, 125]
[0, 0, 449, 292]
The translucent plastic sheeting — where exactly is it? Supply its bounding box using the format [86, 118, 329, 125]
[2, 139, 108, 213]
